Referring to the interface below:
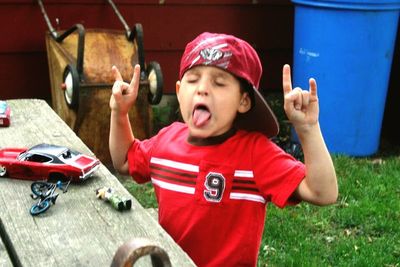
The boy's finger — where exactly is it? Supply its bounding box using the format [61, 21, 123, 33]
[129, 64, 141, 89]
[112, 81, 124, 96]
[112, 65, 123, 82]
[292, 88, 303, 110]
[282, 64, 293, 95]
[309, 78, 318, 98]
[284, 88, 302, 111]
[112, 82, 123, 102]
[301, 91, 310, 108]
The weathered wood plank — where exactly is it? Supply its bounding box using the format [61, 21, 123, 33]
[0, 99, 194, 267]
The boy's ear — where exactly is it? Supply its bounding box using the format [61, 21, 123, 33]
[176, 81, 181, 102]
[176, 81, 181, 94]
[238, 92, 251, 113]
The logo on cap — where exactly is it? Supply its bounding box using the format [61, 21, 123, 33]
[198, 48, 232, 69]
[200, 48, 224, 62]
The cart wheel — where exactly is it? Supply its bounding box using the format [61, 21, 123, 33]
[146, 61, 163, 105]
[0, 165, 6, 177]
[62, 64, 80, 109]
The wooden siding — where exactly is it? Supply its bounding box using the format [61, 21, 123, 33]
[0, 0, 293, 100]
[0, 0, 398, 144]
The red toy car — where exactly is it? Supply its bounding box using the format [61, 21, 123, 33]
[0, 100, 11, 127]
[0, 143, 100, 182]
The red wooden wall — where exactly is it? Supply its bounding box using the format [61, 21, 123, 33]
[0, 0, 293, 101]
[1, 0, 399, 144]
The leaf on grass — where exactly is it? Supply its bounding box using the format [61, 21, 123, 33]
[262, 245, 276, 256]
[344, 229, 352, 236]
[338, 195, 349, 208]
[145, 188, 154, 194]
[325, 236, 335, 243]
[370, 158, 384, 165]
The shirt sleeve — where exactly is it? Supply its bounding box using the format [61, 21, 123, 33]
[127, 137, 156, 184]
[252, 136, 306, 208]
[127, 123, 184, 184]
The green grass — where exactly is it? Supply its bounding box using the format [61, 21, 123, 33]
[122, 179, 158, 208]
[258, 153, 400, 267]
[120, 152, 400, 266]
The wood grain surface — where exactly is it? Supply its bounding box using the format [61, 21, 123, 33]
[0, 99, 194, 267]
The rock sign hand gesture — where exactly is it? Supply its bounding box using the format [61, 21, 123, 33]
[282, 64, 320, 131]
[109, 64, 141, 115]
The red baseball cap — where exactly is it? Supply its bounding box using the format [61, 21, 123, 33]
[179, 32, 279, 137]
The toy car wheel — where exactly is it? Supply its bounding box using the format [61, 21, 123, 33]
[0, 165, 6, 177]
[146, 61, 163, 105]
[30, 200, 51, 216]
[62, 64, 80, 109]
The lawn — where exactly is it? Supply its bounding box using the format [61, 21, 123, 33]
[120, 148, 400, 267]
[258, 152, 400, 266]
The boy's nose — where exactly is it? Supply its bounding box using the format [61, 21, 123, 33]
[196, 81, 209, 96]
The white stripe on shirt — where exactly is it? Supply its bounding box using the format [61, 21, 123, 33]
[151, 178, 195, 195]
[230, 192, 266, 204]
[150, 157, 199, 173]
[234, 170, 254, 178]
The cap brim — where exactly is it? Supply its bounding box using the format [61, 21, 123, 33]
[234, 89, 279, 138]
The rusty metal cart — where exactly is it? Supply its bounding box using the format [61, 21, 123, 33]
[37, 0, 163, 167]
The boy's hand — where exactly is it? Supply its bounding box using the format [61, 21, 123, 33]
[282, 64, 319, 131]
[109, 64, 140, 114]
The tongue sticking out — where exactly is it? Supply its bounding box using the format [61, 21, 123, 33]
[193, 107, 211, 127]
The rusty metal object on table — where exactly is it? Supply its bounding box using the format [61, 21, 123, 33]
[111, 238, 172, 267]
[37, 0, 163, 167]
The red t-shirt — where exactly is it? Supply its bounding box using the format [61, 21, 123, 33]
[128, 122, 305, 266]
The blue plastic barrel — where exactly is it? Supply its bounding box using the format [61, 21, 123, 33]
[291, 0, 400, 156]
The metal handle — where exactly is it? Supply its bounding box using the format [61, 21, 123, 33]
[107, 0, 133, 40]
[111, 238, 172, 267]
[37, 0, 85, 79]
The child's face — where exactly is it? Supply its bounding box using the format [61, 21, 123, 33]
[176, 66, 251, 139]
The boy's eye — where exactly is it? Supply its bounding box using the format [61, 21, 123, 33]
[185, 75, 199, 83]
[214, 79, 226, 86]
[187, 79, 198, 83]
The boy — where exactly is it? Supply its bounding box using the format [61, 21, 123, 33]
[109, 32, 337, 266]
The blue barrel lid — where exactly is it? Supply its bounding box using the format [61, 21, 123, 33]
[292, 0, 400, 10]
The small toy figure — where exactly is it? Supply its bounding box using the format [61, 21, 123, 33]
[96, 187, 132, 211]
[0, 100, 11, 127]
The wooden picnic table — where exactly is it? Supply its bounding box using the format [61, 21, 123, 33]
[0, 99, 195, 267]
